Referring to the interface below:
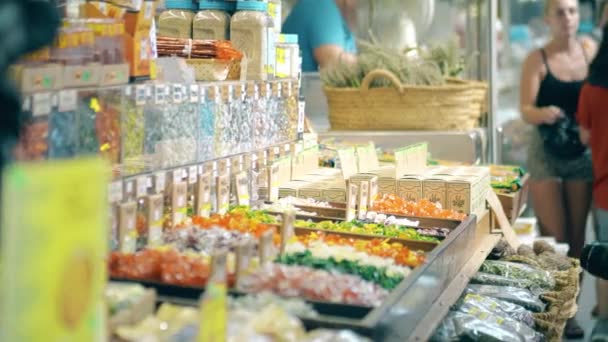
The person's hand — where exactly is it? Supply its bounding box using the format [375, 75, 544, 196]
[539, 106, 564, 124]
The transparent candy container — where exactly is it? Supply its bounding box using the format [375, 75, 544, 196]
[76, 90, 102, 156]
[143, 85, 165, 171]
[198, 85, 216, 162]
[234, 83, 253, 154]
[160, 84, 198, 168]
[122, 85, 147, 176]
[270, 81, 287, 145]
[214, 85, 231, 157]
[193, 0, 231, 40]
[19, 93, 51, 161]
[51, 26, 95, 65]
[260, 82, 275, 148]
[285, 80, 298, 141]
[48, 90, 78, 159]
[97, 87, 123, 166]
[231, 1, 270, 80]
[157, 0, 196, 39]
[250, 82, 265, 150]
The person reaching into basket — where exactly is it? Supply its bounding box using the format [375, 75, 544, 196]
[577, 22, 608, 342]
[519, 0, 597, 338]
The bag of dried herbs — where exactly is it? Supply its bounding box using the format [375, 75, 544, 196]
[479, 260, 555, 290]
[431, 310, 543, 342]
[456, 293, 536, 328]
[464, 285, 546, 312]
[470, 272, 543, 295]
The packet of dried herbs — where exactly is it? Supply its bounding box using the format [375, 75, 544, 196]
[431, 311, 538, 342]
[464, 285, 546, 312]
[479, 260, 555, 290]
[457, 293, 536, 328]
[471, 272, 543, 294]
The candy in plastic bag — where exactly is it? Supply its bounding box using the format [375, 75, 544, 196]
[432, 311, 528, 342]
[479, 260, 555, 290]
[458, 293, 536, 328]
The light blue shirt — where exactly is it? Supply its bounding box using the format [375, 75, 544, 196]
[282, 0, 356, 72]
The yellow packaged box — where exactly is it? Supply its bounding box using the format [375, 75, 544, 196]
[1, 158, 108, 341]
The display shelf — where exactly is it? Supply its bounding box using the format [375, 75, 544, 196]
[406, 233, 502, 342]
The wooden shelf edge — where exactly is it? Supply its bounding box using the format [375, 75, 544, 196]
[406, 234, 502, 342]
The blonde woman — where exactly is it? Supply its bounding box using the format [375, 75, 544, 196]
[520, 0, 597, 338]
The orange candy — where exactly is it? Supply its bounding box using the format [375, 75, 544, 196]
[371, 194, 467, 221]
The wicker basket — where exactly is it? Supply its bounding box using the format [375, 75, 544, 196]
[324, 69, 488, 131]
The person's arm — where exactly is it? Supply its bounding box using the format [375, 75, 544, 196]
[577, 85, 592, 145]
[313, 46, 356, 68]
[307, 1, 357, 69]
[519, 51, 564, 125]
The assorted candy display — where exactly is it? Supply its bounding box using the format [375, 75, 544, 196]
[371, 195, 468, 221]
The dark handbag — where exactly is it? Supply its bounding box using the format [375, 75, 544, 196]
[538, 115, 586, 159]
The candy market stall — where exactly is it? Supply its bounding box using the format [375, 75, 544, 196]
[0, 1, 575, 342]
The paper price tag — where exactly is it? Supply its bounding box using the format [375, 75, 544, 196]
[218, 159, 229, 175]
[369, 176, 379, 207]
[108, 181, 123, 203]
[154, 172, 166, 194]
[394, 147, 409, 178]
[196, 172, 212, 218]
[172, 168, 186, 184]
[235, 172, 250, 206]
[118, 202, 137, 253]
[145, 194, 164, 246]
[136, 176, 149, 198]
[346, 183, 358, 221]
[171, 182, 188, 227]
[58, 90, 77, 112]
[32, 92, 52, 117]
[356, 142, 380, 173]
[297, 100, 306, 133]
[259, 230, 275, 264]
[123, 179, 135, 200]
[358, 181, 370, 220]
[188, 166, 198, 184]
[268, 163, 280, 202]
[280, 211, 295, 255]
[338, 148, 358, 180]
[216, 175, 230, 215]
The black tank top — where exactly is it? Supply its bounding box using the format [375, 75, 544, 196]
[535, 45, 589, 158]
[535, 47, 588, 116]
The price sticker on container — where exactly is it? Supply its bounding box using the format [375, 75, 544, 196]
[188, 166, 198, 184]
[135, 85, 147, 105]
[172, 168, 186, 184]
[146, 194, 164, 246]
[216, 175, 230, 215]
[123, 179, 135, 200]
[358, 181, 370, 220]
[136, 176, 149, 198]
[154, 172, 166, 194]
[356, 142, 380, 173]
[172, 84, 184, 103]
[369, 176, 379, 207]
[108, 181, 124, 203]
[346, 183, 359, 222]
[172, 182, 188, 228]
[196, 172, 212, 218]
[118, 202, 137, 253]
[297, 99, 306, 133]
[200, 86, 207, 103]
[234, 172, 250, 207]
[338, 148, 358, 180]
[155, 84, 166, 104]
[32, 92, 52, 117]
[58, 89, 77, 112]
[268, 163, 280, 202]
[190, 84, 199, 103]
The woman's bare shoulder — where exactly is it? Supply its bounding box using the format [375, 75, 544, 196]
[522, 49, 545, 71]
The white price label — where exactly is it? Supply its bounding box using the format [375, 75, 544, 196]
[297, 100, 306, 133]
[190, 84, 199, 103]
[136, 177, 149, 198]
[108, 181, 123, 203]
[32, 93, 52, 117]
[188, 166, 198, 184]
[155, 172, 166, 193]
[135, 85, 147, 105]
[172, 84, 183, 103]
[58, 90, 77, 112]
[173, 169, 185, 183]
[155, 85, 166, 104]
[22, 96, 31, 112]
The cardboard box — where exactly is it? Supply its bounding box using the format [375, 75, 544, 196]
[423, 177, 449, 206]
[397, 176, 424, 202]
[125, 30, 152, 79]
[125, 0, 156, 35]
[63, 63, 102, 88]
[12, 64, 64, 93]
[100, 63, 130, 86]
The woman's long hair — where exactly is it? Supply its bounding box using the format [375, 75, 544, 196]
[588, 25, 608, 88]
